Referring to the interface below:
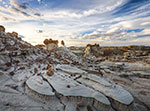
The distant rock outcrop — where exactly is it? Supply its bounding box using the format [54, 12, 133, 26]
[84, 44, 103, 57]
[84, 44, 150, 62]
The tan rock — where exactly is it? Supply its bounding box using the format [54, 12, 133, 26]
[19, 67, 25, 70]
[29, 61, 33, 65]
[7, 32, 18, 38]
[46, 64, 51, 70]
[12, 32, 18, 38]
[46, 68, 54, 76]
[61, 40, 65, 46]
[34, 68, 38, 73]
[5, 62, 12, 67]
[43, 38, 58, 51]
[0, 25, 5, 32]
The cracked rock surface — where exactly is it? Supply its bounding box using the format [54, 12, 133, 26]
[0, 27, 150, 111]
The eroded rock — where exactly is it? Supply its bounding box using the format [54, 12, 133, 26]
[77, 74, 134, 111]
[43, 72, 111, 110]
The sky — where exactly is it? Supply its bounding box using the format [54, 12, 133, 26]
[0, 0, 150, 46]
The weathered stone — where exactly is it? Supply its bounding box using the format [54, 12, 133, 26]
[0, 25, 5, 32]
[34, 68, 38, 73]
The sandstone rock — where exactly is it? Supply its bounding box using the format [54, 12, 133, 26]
[34, 68, 38, 73]
[9, 71, 15, 76]
[5, 62, 12, 67]
[46, 69, 54, 76]
[61, 40, 65, 46]
[43, 38, 58, 51]
[0, 25, 5, 32]
[46, 64, 51, 70]
[7, 32, 18, 38]
[12, 32, 18, 38]
[19, 66, 25, 70]
[38, 64, 41, 68]
[29, 61, 33, 65]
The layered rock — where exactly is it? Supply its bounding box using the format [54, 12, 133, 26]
[83, 44, 150, 63]
[56, 64, 87, 74]
[77, 74, 134, 111]
[43, 72, 111, 111]
[26, 76, 54, 96]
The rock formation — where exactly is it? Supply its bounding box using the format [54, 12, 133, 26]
[0, 25, 5, 32]
[61, 40, 65, 46]
[43, 38, 58, 51]
[0, 26, 150, 111]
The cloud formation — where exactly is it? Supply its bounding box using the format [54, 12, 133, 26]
[0, 0, 150, 46]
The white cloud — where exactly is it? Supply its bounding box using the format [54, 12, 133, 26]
[0, 0, 149, 46]
[37, 0, 41, 3]
[141, 22, 150, 26]
[142, 29, 150, 35]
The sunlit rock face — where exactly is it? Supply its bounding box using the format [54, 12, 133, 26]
[84, 44, 102, 57]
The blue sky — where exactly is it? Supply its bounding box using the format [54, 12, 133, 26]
[0, 0, 150, 46]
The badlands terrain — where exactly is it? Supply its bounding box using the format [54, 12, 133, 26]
[0, 25, 150, 111]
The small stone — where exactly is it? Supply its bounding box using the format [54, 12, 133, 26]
[46, 68, 54, 76]
[34, 68, 38, 73]
[29, 61, 33, 65]
[5, 103, 10, 106]
[38, 64, 41, 68]
[9, 71, 15, 76]
[66, 85, 70, 88]
[42, 67, 46, 70]
[11, 85, 18, 90]
[57, 53, 61, 57]
[37, 73, 41, 76]
[19, 67, 25, 70]
[46, 64, 51, 70]
[5, 62, 12, 67]
[63, 60, 69, 64]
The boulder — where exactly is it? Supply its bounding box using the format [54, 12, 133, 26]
[0, 25, 5, 32]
